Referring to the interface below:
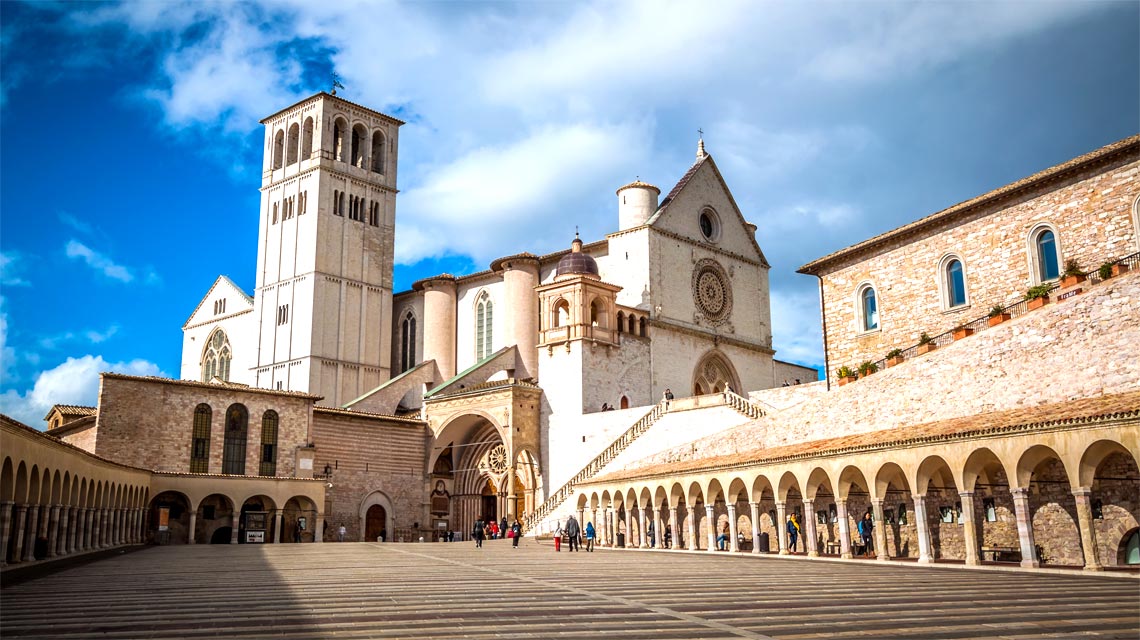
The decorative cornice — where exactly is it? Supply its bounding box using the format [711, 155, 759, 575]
[649, 317, 775, 355]
[313, 406, 427, 425]
[651, 227, 764, 267]
[100, 373, 323, 401]
[259, 91, 406, 126]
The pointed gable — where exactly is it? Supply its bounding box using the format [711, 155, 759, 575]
[647, 153, 769, 267]
[183, 275, 254, 329]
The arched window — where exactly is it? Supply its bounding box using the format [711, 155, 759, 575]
[1033, 228, 1061, 282]
[401, 311, 417, 373]
[351, 124, 368, 168]
[190, 404, 211, 473]
[619, 395, 629, 409]
[554, 299, 570, 327]
[286, 123, 299, 165]
[616, 311, 624, 333]
[301, 117, 313, 160]
[201, 329, 232, 382]
[339, 192, 346, 217]
[589, 299, 606, 327]
[222, 404, 248, 475]
[371, 131, 385, 173]
[945, 257, 967, 308]
[272, 129, 284, 170]
[259, 411, 278, 477]
[628, 314, 636, 334]
[858, 285, 879, 331]
[332, 117, 347, 161]
[475, 292, 493, 360]
[639, 317, 647, 337]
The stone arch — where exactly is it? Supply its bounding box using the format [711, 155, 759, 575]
[239, 494, 277, 543]
[1078, 439, 1137, 488]
[691, 349, 741, 396]
[284, 494, 319, 543]
[961, 447, 1010, 492]
[196, 493, 237, 544]
[875, 461, 915, 559]
[686, 481, 705, 550]
[1026, 222, 1064, 284]
[359, 490, 394, 543]
[286, 122, 299, 165]
[0, 457, 14, 503]
[350, 122, 369, 168]
[371, 130, 386, 173]
[1083, 443, 1139, 567]
[148, 490, 192, 545]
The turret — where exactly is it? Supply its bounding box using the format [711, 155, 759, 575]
[616, 180, 660, 230]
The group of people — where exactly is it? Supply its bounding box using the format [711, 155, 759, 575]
[780, 379, 803, 387]
[471, 518, 523, 548]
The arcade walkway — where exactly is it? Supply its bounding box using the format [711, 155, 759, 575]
[2, 540, 1137, 639]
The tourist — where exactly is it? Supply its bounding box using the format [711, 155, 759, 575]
[858, 513, 874, 557]
[647, 520, 656, 548]
[337, 524, 347, 542]
[664, 388, 674, 408]
[786, 514, 800, 553]
[663, 524, 672, 549]
[472, 519, 485, 548]
[794, 378, 801, 385]
[584, 520, 596, 552]
[601, 402, 609, 411]
[782, 380, 789, 387]
[500, 517, 508, 539]
[565, 515, 581, 552]
[717, 522, 729, 551]
[489, 520, 499, 539]
[511, 520, 522, 548]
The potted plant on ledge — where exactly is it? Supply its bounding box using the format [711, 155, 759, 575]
[885, 348, 904, 368]
[916, 332, 936, 355]
[1025, 284, 1051, 310]
[951, 323, 974, 341]
[1098, 262, 1114, 281]
[836, 366, 857, 386]
[1061, 259, 1086, 288]
[988, 304, 1011, 327]
[858, 361, 878, 379]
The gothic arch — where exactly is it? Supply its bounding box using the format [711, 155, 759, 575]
[691, 349, 741, 396]
[359, 490, 395, 543]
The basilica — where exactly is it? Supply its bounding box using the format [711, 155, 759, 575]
[2, 93, 1137, 573]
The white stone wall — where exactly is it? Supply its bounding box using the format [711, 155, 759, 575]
[454, 276, 507, 373]
[580, 332, 652, 411]
[543, 402, 654, 496]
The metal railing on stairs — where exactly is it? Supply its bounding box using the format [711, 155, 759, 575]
[522, 401, 668, 533]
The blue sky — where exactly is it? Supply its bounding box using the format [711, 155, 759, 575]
[1, 1, 1137, 427]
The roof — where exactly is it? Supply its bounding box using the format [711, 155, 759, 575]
[648, 154, 708, 223]
[616, 180, 660, 195]
[313, 406, 427, 425]
[182, 274, 254, 329]
[44, 404, 97, 421]
[592, 390, 1140, 483]
[798, 134, 1140, 276]
[259, 91, 406, 126]
[100, 373, 323, 401]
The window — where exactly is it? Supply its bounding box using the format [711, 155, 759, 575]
[272, 129, 284, 170]
[698, 207, 720, 242]
[339, 192, 346, 217]
[983, 497, 997, 522]
[272, 202, 279, 225]
[259, 411, 278, 477]
[201, 329, 232, 382]
[351, 124, 368, 168]
[286, 123, 299, 165]
[213, 298, 227, 315]
[897, 503, 907, 525]
[190, 404, 211, 473]
[333, 118, 347, 162]
[1034, 228, 1060, 281]
[589, 299, 605, 327]
[333, 190, 342, 216]
[475, 292, 493, 360]
[301, 117, 314, 160]
[628, 314, 635, 334]
[222, 404, 248, 475]
[401, 312, 417, 373]
[277, 304, 290, 326]
[858, 285, 879, 331]
[371, 131, 385, 173]
[617, 311, 624, 333]
[945, 258, 967, 307]
[369, 202, 380, 227]
[299, 191, 307, 215]
[553, 299, 570, 327]
[639, 317, 647, 337]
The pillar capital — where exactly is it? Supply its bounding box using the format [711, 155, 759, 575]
[1070, 487, 1093, 498]
[958, 490, 975, 499]
[1010, 487, 1030, 499]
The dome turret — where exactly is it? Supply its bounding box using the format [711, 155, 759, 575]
[555, 233, 600, 279]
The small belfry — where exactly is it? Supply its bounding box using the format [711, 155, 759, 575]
[536, 232, 623, 350]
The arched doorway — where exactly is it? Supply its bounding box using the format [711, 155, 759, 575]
[283, 495, 318, 543]
[365, 505, 388, 542]
[480, 478, 498, 524]
[240, 495, 276, 544]
[1121, 529, 1140, 565]
[692, 349, 741, 395]
[148, 491, 191, 544]
[360, 490, 394, 543]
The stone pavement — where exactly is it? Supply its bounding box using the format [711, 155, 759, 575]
[2, 540, 1138, 639]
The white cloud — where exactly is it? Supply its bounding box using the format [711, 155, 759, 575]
[65, 240, 134, 282]
[58, 211, 94, 235]
[0, 251, 30, 287]
[0, 297, 15, 382]
[770, 287, 823, 369]
[38, 325, 120, 350]
[0, 355, 163, 429]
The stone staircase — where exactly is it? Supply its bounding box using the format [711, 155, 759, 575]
[523, 392, 764, 534]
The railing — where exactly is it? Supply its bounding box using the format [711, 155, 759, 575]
[522, 401, 668, 533]
[840, 251, 1139, 380]
[724, 391, 764, 419]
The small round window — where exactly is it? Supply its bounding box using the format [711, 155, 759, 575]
[698, 207, 720, 242]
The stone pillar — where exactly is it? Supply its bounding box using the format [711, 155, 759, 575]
[1010, 488, 1038, 568]
[749, 502, 761, 555]
[727, 504, 739, 552]
[871, 499, 888, 561]
[23, 505, 40, 562]
[274, 512, 283, 544]
[92, 509, 102, 548]
[913, 495, 934, 564]
[1072, 488, 1103, 571]
[638, 508, 648, 548]
[315, 514, 325, 543]
[47, 505, 61, 558]
[230, 513, 241, 544]
[9, 505, 27, 564]
[959, 492, 980, 566]
[420, 276, 458, 380]
[802, 499, 818, 557]
[646, 507, 656, 548]
[704, 504, 716, 552]
[668, 507, 679, 550]
[188, 512, 198, 544]
[66, 507, 78, 553]
[110, 509, 120, 545]
[605, 507, 614, 546]
[686, 509, 697, 551]
[84, 508, 94, 551]
[775, 501, 788, 555]
[836, 500, 852, 559]
[498, 256, 540, 379]
[590, 508, 599, 541]
[577, 508, 586, 537]
[0, 501, 14, 565]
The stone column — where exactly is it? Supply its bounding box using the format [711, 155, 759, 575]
[9, 505, 27, 564]
[727, 504, 739, 552]
[686, 509, 697, 551]
[230, 512, 241, 544]
[66, 507, 78, 553]
[84, 508, 94, 551]
[668, 507, 679, 550]
[23, 505, 40, 561]
[1010, 488, 1039, 568]
[274, 512, 283, 544]
[420, 276, 458, 380]
[802, 499, 818, 557]
[315, 514, 325, 543]
[959, 492, 980, 566]
[590, 508, 599, 542]
[188, 512, 198, 544]
[836, 500, 853, 559]
[749, 502, 761, 554]
[704, 504, 716, 552]
[47, 505, 61, 558]
[133, 508, 142, 543]
[913, 495, 934, 564]
[871, 499, 888, 561]
[605, 507, 614, 546]
[646, 507, 657, 548]
[577, 508, 586, 537]
[775, 501, 788, 555]
[638, 508, 648, 548]
[1072, 488, 1103, 571]
[91, 509, 102, 548]
[0, 501, 14, 565]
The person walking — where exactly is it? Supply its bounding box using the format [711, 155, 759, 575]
[584, 521, 596, 552]
[786, 514, 800, 553]
[565, 515, 581, 552]
[500, 517, 508, 540]
[511, 520, 522, 548]
[472, 519, 485, 548]
[717, 522, 729, 551]
[858, 512, 874, 557]
[663, 388, 674, 409]
[489, 520, 499, 540]
[663, 524, 672, 549]
[647, 520, 656, 548]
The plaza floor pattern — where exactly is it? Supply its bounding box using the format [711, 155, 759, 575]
[2, 540, 1138, 639]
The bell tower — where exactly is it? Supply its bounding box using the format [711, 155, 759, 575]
[252, 92, 403, 406]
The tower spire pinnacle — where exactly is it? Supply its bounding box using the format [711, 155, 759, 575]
[696, 129, 707, 160]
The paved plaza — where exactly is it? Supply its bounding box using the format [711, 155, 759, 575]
[2, 540, 1138, 639]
